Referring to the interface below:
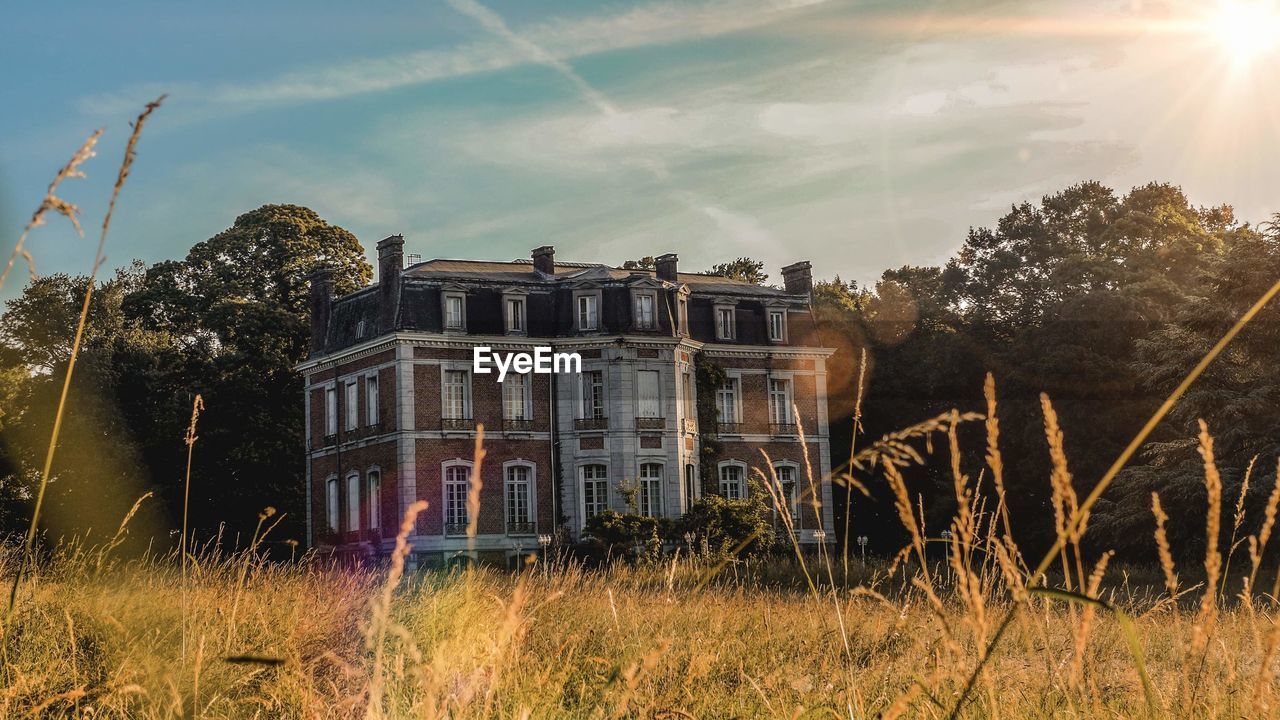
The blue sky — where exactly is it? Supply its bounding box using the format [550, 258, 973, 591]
[3, 0, 1280, 297]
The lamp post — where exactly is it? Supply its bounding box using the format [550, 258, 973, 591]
[537, 533, 551, 576]
[857, 535, 868, 564]
[812, 529, 827, 562]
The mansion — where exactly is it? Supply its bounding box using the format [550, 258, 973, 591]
[299, 236, 836, 565]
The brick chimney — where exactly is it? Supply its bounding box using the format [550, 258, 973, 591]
[532, 245, 555, 275]
[307, 267, 335, 354]
[655, 253, 678, 282]
[377, 234, 404, 332]
[781, 261, 813, 298]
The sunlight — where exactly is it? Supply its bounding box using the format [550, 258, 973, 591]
[1208, 1, 1280, 66]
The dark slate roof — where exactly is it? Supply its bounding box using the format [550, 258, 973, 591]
[400, 258, 793, 298]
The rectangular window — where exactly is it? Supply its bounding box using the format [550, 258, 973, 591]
[326, 477, 340, 532]
[506, 465, 532, 530]
[636, 370, 660, 418]
[443, 370, 469, 419]
[769, 310, 785, 341]
[444, 294, 464, 330]
[769, 378, 793, 425]
[444, 465, 470, 532]
[366, 375, 379, 427]
[634, 293, 655, 329]
[345, 381, 358, 431]
[716, 307, 735, 340]
[582, 465, 609, 519]
[682, 370, 695, 420]
[346, 474, 360, 532]
[577, 294, 598, 330]
[716, 377, 739, 424]
[678, 297, 689, 335]
[639, 464, 663, 517]
[367, 470, 381, 530]
[503, 373, 529, 420]
[325, 387, 337, 436]
[581, 371, 605, 419]
[506, 297, 525, 333]
[719, 465, 745, 500]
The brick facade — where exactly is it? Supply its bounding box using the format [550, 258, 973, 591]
[300, 242, 835, 564]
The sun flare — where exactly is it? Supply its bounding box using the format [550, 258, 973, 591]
[1209, 1, 1280, 65]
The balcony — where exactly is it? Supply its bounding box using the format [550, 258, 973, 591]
[575, 417, 608, 431]
[503, 418, 534, 433]
[444, 522, 469, 537]
[506, 521, 536, 536]
[635, 417, 665, 430]
[442, 417, 474, 432]
[717, 422, 743, 436]
[771, 423, 799, 437]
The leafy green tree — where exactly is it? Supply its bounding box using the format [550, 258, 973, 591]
[708, 258, 767, 285]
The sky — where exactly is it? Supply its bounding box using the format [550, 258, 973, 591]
[3, 0, 1280, 298]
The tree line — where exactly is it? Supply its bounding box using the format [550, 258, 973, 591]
[1, 181, 1277, 561]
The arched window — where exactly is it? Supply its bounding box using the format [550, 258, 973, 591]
[684, 463, 699, 512]
[504, 462, 535, 534]
[443, 462, 472, 536]
[367, 468, 381, 531]
[581, 464, 609, 519]
[639, 463, 663, 517]
[346, 472, 361, 532]
[773, 462, 801, 522]
[718, 461, 747, 500]
[325, 476, 340, 533]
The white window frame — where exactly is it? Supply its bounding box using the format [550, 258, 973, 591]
[443, 291, 467, 331]
[442, 460, 473, 534]
[580, 370, 605, 419]
[677, 292, 689, 336]
[441, 368, 472, 420]
[768, 308, 787, 342]
[325, 475, 340, 533]
[367, 467, 381, 531]
[718, 461, 747, 500]
[344, 380, 358, 431]
[714, 303, 736, 340]
[324, 386, 338, 437]
[356, 319, 366, 338]
[636, 369, 661, 419]
[503, 372, 532, 421]
[639, 463, 664, 517]
[716, 376, 741, 425]
[681, 369, 695, 421]
[504, 294, 527, 335]
[633, 290, 657, 330]
[503, 460, 536, 531]
[365, 374, 379, 427]
[346, 471, 361, 533]
[581, 464, 609, 520]
[773, 462, 801, 521]
[574, 290, 601, 332]
[768, 377, 793, 425]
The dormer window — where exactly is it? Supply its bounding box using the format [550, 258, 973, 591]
[768, 308, 787, 342]
[444, 292, 466, 331]
[633, 291, 656, 330]
[715, 304, 736, 341]
[356, 319, 366, 338]
[575, 292, 600, 331]
[505, 296, 526, 334]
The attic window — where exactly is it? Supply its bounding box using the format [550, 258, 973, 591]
[356, 320, 366, 338]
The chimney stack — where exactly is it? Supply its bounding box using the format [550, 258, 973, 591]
[655, 253, 678, 282]
[377, 234, 405, 332]
[308, 267, 335, 355]
[781, 261, 813, 298]
[532, 245, 555, 275]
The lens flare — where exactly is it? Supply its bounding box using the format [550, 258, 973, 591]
[1209, 1, 1280, 66]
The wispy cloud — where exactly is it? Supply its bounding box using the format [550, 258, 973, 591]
[78, 0, 835, 117]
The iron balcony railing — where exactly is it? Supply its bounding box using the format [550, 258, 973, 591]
[575, 417, 608, 431]
[506, 521, 536, 536]
[635, 417, 665, 430]
[441, 417, 474, 431]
